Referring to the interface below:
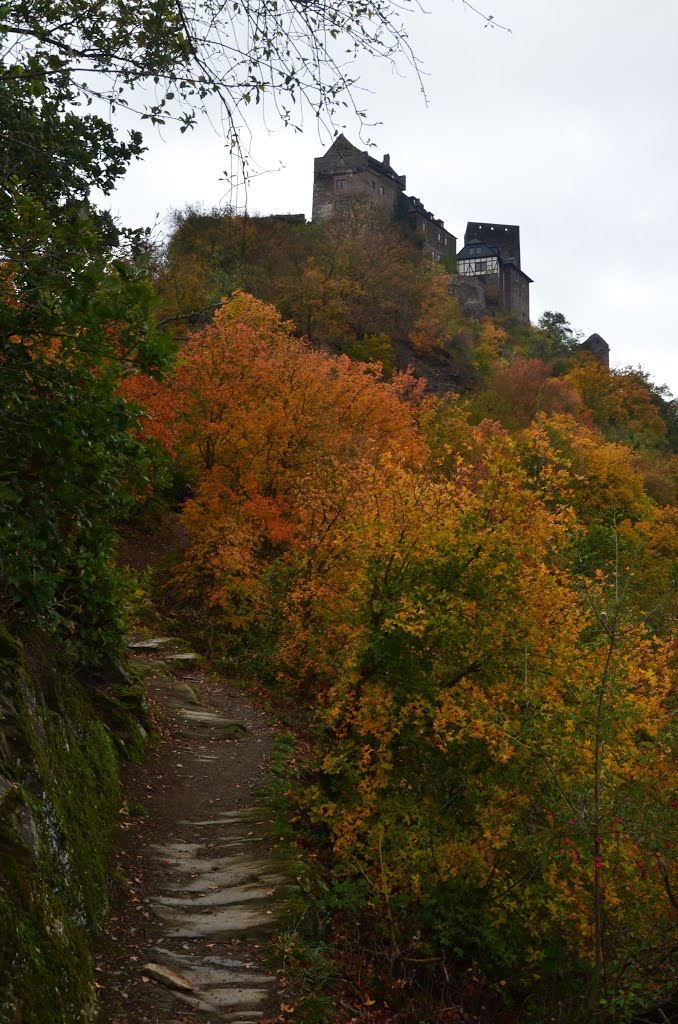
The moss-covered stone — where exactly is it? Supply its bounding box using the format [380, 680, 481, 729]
[0, 623, 147, 1022]
[83, 657, 153, 763]
[0, 629, 21, 663]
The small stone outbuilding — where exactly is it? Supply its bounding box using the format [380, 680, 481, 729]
[579, 333, 610, 367]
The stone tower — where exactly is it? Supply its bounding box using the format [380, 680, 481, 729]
[453, 222, 532, 322]
[312, 134, 406, 223]
[312, 135, 455, 263]
[579, 333, 610, 367]
[465, 222, 522, 267]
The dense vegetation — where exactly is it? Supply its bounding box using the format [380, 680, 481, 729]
[14, 6, 677, 1023]
[120, 211, 677, 1022]
[1, 18, 676, 1010]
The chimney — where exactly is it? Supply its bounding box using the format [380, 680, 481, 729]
[383, 154, 390, 167]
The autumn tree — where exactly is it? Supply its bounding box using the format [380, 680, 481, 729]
[469, 357, 582, 429]
[129, 289, 677, 1021]
[0, 60, 171, 652]
[565, 361, 668, 450]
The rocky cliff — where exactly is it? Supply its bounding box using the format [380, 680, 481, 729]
[0, 626, 148, 1023]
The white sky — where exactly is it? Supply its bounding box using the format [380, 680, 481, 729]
[106, 0, 678, 397]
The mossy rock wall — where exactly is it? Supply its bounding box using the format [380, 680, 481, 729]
[0, 625, 145, 1022]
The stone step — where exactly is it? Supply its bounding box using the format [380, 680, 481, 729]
[155, 901, 283, 940]
[154, 881, 284, 909]
[176, 708, 248, 739]
[127, 637, 175, 650]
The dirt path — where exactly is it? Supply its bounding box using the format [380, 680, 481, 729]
[96, 636, 291, 1024]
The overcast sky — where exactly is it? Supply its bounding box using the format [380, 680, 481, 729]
[106, 0, 678, 396]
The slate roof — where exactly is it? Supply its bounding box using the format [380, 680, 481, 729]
[326, 134, 405, 184]
[457, 239, 501, 260]
[367, 152, 404, 184]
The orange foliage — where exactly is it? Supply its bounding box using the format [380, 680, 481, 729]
[565, 360, 667, 448]
[133, 289, 676, 1017]
[475, 357, 582, 430]
[521, 413, 650, 524]
[409, 266, 462, 354]
[123, 290, 424, 482]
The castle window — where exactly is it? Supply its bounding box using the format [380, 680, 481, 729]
[371, 179, 376, 189]
[379, 185, 385, 195]
[335, 178, 346, 190]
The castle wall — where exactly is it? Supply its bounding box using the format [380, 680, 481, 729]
[465, 222, 521, 268]
[449, 274, 489, 318]
[450, 266, 529, 322]
[312, 140, 403, 223]
[502, 264, 530, 322]
[407, 201, 456, 263]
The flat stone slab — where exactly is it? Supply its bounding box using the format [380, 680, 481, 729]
[154, 900, 283, 939]
[164, 652, 200, 661]
[192, 987, 272, 1010]
[191, 808, 266, 822]
[176, 709, 248, 739]
[149, 676, 202, 707]
[152, 948, 275, 992]
[171, 990, 269, 1014]
[154, 880, 283, 909]
[161, 863, 287, 894]
[128, 637, 175, 650]
[142, 962, 194, 991]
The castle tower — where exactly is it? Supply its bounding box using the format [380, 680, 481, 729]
[454, 222, 532, 322]
[312, 134, 406, 223]
[464, 222, 522, 268]
[579, 333, 610, 367]
[312, 136, 455, 262]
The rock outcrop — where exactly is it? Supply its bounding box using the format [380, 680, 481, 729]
[0, 626, 147, 1023]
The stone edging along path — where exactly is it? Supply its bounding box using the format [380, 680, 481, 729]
[96, 637, 294, 1024]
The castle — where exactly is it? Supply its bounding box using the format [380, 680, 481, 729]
[310, 136, 609, 363]
[312, 134, 456, 264]
[312, 135, 532, 323]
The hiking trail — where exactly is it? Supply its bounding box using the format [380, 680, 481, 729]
[96, 634, 293, 1024]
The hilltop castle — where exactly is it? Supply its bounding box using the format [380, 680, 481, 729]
[310, 136, 611, 362]
[312, 135, 532, 322]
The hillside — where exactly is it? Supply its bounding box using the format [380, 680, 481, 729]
[115, 263, 677, 1022]
[2, 201, 676, 1024]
